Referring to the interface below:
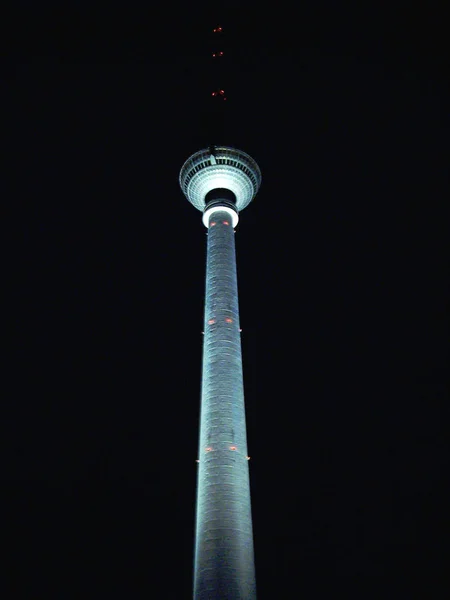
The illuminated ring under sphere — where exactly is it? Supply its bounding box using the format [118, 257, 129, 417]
[179, 146, 262, 213]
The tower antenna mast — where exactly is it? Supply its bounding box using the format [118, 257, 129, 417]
[209, 22, 228, 151]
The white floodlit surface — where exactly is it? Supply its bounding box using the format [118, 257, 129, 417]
[202, 205, 239, 228]
[179, 146, 261, 212]
[194, 209, 256, 599]
[180, 146, 260, 599]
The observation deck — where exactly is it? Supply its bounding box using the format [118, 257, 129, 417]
[179, 146, 261, 213]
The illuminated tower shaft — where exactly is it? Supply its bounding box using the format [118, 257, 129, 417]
[196, 206, 255, 598]
[180, 146, 261, 600]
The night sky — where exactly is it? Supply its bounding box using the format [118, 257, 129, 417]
[5, 3, 448, 598]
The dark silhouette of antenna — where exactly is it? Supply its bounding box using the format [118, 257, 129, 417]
[206, 22, 230, 148]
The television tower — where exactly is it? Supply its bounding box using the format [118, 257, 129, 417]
[179, 23, 261, 600]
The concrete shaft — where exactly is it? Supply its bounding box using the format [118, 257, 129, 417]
[194, 208, 256, 599]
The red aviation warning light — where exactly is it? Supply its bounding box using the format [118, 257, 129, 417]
[211, 25, 226, 100]
[211, 89, 227, 101]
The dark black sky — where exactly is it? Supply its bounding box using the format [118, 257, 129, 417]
[5, 3, 448, 598]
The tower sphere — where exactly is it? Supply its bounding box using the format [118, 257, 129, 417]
[179, 146, 262, 214]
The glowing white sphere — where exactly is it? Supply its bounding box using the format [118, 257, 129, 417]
[179, 146, 261, 212]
